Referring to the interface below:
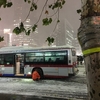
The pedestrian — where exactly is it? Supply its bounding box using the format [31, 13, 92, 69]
[32, 69, 40, 81]
[80, 56, 83, 65]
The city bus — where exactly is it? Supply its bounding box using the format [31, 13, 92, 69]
[0, 46, 78, 79]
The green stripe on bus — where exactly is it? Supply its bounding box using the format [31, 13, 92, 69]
[83, 47, 100, 55]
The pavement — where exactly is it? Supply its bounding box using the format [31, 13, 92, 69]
[0, 93, 87, 100]
[0, 94, 69, 100]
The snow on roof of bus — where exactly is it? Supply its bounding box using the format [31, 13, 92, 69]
[0, 46, 33, 51]
[0, 46, 75, 53]
[0, 46, 75, 50]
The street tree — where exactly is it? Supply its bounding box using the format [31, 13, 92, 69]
[77, 0, 100, 99]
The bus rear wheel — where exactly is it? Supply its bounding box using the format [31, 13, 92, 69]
[37, 68, 44, 79]
[32, 68, 44, 80]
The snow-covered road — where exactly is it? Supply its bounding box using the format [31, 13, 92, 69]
[0, 67, 87, 100]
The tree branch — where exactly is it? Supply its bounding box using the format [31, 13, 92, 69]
[35, 0, 48, 25]
[53, 6, 59, 32]
[47, 9, 58, 18]
[22, 0, 34, 23]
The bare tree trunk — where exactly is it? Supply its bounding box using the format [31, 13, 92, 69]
[85, 53, 100, 100]
[78, 0, 100, 99]
[78, 16, 100, 100]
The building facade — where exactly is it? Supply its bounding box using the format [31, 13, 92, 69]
[10, 0, 38, 47]
[54, 19, 74, 47]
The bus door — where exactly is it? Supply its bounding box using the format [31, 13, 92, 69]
[15, 54, 24, 75]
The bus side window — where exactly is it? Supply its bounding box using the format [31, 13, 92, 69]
[48, 58, 52, 62]
[0, 55, 4, 65]
[40, 58, 43, 62]
[4, 54, 14, 65]
[0, 58, 4, 64]
[33, 59, 36, 62]
[56, 58, 60, 62]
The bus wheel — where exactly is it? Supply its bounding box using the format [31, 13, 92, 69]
[32, 69, 44, 80]
[37, 69, 44, 79]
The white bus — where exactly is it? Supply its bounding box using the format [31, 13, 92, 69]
[0, 46, 78, 79]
